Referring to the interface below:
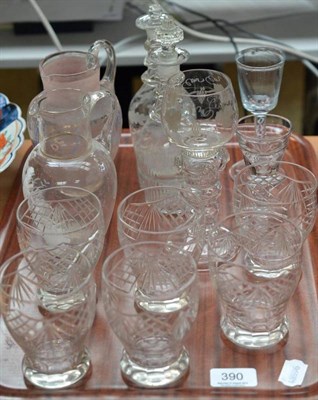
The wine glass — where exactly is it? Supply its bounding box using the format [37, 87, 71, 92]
[230, 46, 286, 178]
[161, 69, 238, 263]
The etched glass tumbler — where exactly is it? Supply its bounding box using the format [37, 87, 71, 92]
[102, 241, 199, 388]
[17, 186, 105, 259]
[233, 161, 318, 240]
[208, 211, 303, 349]
[117, 186, 204, 265]
[234, 114, 292, 175]
[17, 186, 105, 309]
[0, 247, 96, 389]
[236, 114, 292, 174]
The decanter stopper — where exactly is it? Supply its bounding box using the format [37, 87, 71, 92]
[136, 0, 168, 53]
[147, 18, 189, 121]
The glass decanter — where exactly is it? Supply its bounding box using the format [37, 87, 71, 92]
[22, 88, 117, 232]
[129, 8, 189, 188]
[29, 39, 122, 159]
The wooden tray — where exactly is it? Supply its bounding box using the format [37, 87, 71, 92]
[0, 133, 317, 399]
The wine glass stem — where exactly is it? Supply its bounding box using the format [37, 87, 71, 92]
[254, 113, 267, 137]
[181, 148, 229, 227]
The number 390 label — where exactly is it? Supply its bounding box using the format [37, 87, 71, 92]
[210, 368, 258, 387]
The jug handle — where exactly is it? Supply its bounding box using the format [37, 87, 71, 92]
[87, 89, 116, 146]
[27, 91, 48, 145]
[88, 40, 116, 91]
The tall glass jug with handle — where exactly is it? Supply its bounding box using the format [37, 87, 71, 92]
[28, 40, 122, 159]
[22, 87, 117, 233]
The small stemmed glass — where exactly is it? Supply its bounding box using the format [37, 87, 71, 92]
[230, 46, 285, 178]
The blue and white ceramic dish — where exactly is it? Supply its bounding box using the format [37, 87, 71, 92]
[0, 93, 25, 172]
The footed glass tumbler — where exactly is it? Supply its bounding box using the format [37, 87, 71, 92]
[231, 114, 292, 177]
[102, 241, 199, 388]
[17, 186, 105, 264]
[117, 186, 204, 265]
[16, 186, 105, 311]
[233, 161, 318, 240]
[208, 211, 303, 349]
[0, 247, 96, 389]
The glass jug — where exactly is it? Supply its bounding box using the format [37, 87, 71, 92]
[28, 39, 122, 159]
[22, 87, 117, 232]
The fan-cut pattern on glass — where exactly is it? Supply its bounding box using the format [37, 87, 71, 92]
[215, 264, 301, 332]
[17, 194, 105, 267]
[234, 171, 317, 237]
[0, 257, 95, 373]
[105, 297, 198, 356]
[103, 251, 198, 362]
[209, 212, 302, 277]
[23, 247, 91, 293]
[107, 249, 195, 297]
[23, 195, 100, 233]
[122, 194, 196, 234]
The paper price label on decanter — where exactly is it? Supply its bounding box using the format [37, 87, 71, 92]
[210, 368, 258, 387]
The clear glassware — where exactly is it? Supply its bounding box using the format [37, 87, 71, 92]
[230, 46, 286, 178]
[208, 211, 303, 349]
[29, 39, 122, 159]
[117, 186, 204, 265]
[129, 15, 189, 188]
[233, 161, 318, 240]
[16, 186, 106, 296]
[161, 69, 238, 261]
[22, 88, 117, 233]
[0, 246, 96, 389]
[234, 113, 292, 175]
[101, 241, 199, 388]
